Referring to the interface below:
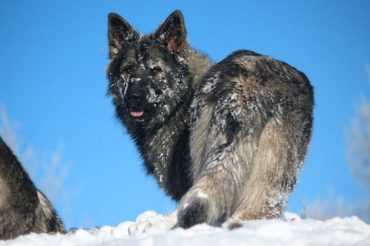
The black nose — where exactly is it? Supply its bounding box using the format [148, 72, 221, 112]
[127, 93, 142, 102]
[126, 89, 145, 104]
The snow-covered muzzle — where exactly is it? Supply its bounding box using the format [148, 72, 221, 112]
[109, 75, 158, 123]
[123, 78, 153, 120]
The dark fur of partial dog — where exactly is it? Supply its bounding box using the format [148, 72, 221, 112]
[0, 137, 65, 239]
[107, 10, 313, 228]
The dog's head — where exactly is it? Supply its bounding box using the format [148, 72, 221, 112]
[107, 10, 193, 131]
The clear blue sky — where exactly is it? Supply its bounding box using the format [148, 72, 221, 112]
[0, 1, 369, 228]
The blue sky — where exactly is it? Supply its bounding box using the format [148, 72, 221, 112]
[0, 1, 369, 228]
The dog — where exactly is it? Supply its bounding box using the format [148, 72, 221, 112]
[0, 137, 65, 239]
[107, 10, 313, 228]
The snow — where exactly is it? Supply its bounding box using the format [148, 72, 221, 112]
[2, 211, 370, 246]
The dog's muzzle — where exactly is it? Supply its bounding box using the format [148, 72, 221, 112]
[125, 89, 147, 118]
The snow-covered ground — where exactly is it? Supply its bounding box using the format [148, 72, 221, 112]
[1, 211, 370, 246]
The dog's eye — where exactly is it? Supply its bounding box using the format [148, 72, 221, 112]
[150, 66, 163, 76]
[122, 65, 134, 73]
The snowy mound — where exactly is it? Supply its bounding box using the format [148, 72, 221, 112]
[2, 211, 370, 246]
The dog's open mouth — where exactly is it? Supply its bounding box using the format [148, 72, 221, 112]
[129, 106, 145, 118]
[130, 110, 144, 118]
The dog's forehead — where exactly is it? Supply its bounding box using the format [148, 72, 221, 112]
[123, 38, 165, 64]
[139, 38, 165, 61]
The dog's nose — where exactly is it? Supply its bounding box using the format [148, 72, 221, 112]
[126, 90, 145, 103]
[127, 93, 142, 101]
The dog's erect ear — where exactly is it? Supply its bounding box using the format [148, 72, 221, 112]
[108, 13, 138, 59]
[155, 10, 187, 53]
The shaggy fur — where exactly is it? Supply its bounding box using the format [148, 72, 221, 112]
[0, 137, 65, 239]
[107, 10, 313, 228]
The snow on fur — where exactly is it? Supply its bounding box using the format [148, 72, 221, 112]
[1, 211, 370, 246]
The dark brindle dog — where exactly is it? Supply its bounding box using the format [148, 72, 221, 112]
[107, 10, 313, 228]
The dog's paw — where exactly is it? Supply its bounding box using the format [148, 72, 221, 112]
[177, 197, 210, 229]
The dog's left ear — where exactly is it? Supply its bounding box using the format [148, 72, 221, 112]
[108, 13, 138, 59]
[155, 10, 187, 53]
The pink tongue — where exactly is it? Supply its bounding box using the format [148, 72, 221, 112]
[130, 111, 144, 117]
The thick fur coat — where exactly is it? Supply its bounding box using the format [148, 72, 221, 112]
[0, 137, 65, 239]
[107, 10, 314, 228]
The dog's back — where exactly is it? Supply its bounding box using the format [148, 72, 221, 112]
[0, 137, 65, 239]
[178, 50, 313, 227]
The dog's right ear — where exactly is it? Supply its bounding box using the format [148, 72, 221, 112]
[108, 13, 138, 59]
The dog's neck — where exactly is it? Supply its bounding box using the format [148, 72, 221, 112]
[142, 105, 189, 178]
[186, 47, 213, 87]
[133, 103, 191, 199]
